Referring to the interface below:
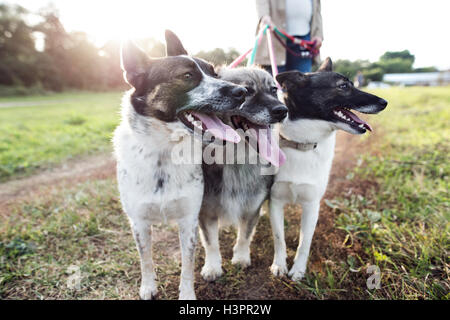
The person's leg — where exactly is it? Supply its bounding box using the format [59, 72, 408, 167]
[295, 56, 312, 73]
[285, 33, 312, 73]
[277, 64, 286, 73]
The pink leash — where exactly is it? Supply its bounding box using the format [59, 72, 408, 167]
[265, 28, 281, 90]
[228, 25, 266, 68]
[228, 48, 252, 69]
[228, 25, 281, 90]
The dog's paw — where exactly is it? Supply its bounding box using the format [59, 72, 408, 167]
[140, 283, 158, 300]
[231, 253, 251, 268]
[232, 245, 251, 268]
[179, 289, 196, 300]
[201, 264, 223, 282]
[270, 263, 288, 277]
[288, 267, 306, 281]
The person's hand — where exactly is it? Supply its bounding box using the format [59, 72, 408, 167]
[311, 36, 323, 49]
[260, 15, 272, 29]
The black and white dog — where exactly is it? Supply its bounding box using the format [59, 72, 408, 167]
[113, 30, 246, 299]
[269, 58, 388, 280]
[199, 67, 288, 281]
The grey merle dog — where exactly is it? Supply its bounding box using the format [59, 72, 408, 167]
[199, 66, 288, 281]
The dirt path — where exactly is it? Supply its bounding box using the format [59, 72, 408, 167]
[0, 153, 116, 214]
[0, 133, 352, 214]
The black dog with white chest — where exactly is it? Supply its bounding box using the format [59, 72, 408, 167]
[270, 58, 387, 280]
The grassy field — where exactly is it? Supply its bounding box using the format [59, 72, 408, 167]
[0, 91, 122, 182]
[320, 86, 449, 299]
[0, 86, 448, 299]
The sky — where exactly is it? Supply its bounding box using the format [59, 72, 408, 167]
[7, 0, 450, 69]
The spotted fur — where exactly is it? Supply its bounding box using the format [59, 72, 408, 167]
[113, 30, 245, 300]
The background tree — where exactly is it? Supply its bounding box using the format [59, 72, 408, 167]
[380, 50, 415, 63]
[333, 59, 370, 80]
[378, 50, 415, 73]
[195, 48, 241, 66]
[0, 4, 39, 86]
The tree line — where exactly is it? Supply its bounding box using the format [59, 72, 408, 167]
[0, 4, 437, 94]
[332, 50, 438, 84]
[0, 4, 240, 94]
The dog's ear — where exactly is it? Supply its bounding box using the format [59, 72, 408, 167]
[120, 40, 151, 88]
[276, 71, 307, 88]
[165, 30, 188, 56]
[318, 57, 333, 72]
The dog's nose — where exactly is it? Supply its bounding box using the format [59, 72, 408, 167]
[231, 86, 247, 101]
[271, 105, 288, 121]
[379, 98, 388, 109]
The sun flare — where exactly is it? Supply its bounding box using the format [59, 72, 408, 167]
[55, 0, 256, 54]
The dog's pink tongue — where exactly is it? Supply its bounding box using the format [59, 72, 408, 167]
[248, 124, 286, 167]
[191, 112, 241, 143]
[341, 108, 373, 131]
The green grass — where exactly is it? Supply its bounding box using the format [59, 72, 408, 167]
[0, 179, 142, 299]
[320, 86, 449, 299]
[0, 91, 123, 181]
[0, 86, 448, 300]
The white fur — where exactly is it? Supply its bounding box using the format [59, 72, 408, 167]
[113, 91, 203, 300]
[269, 118, 337, 280]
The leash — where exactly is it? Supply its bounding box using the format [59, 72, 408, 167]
[228, 48, 252, 69]
[228, 23, 319, 70]
[265, 26, 281, 90]
[272, 31, 315, 59]
[272, 26, 319, 57]
[228, 25, 267, 68]
[247, 24, 269, 66]
[228, 24, 281, 87]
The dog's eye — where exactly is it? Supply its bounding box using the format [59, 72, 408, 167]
[271, 86, 278, 95]
[339, 83, 349, 89]
[184, 72, 193, 79]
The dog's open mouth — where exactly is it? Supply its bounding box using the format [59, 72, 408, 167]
[231, 115, 286, 167]
[178, 111, 241, 143]
[332, 107, 373, 132]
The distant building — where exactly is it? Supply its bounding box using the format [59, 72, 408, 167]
[367, 82, 391, 89]
[383, 71, 450, 86]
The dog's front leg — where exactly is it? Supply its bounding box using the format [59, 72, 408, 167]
[289, 201, 320, 281]
[231, 211, 259, 268]
[269, 198, 288, 276]
[178, 215, 198, 300]
[130, 219, 157, 300]
[199, 216, 223, 281]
